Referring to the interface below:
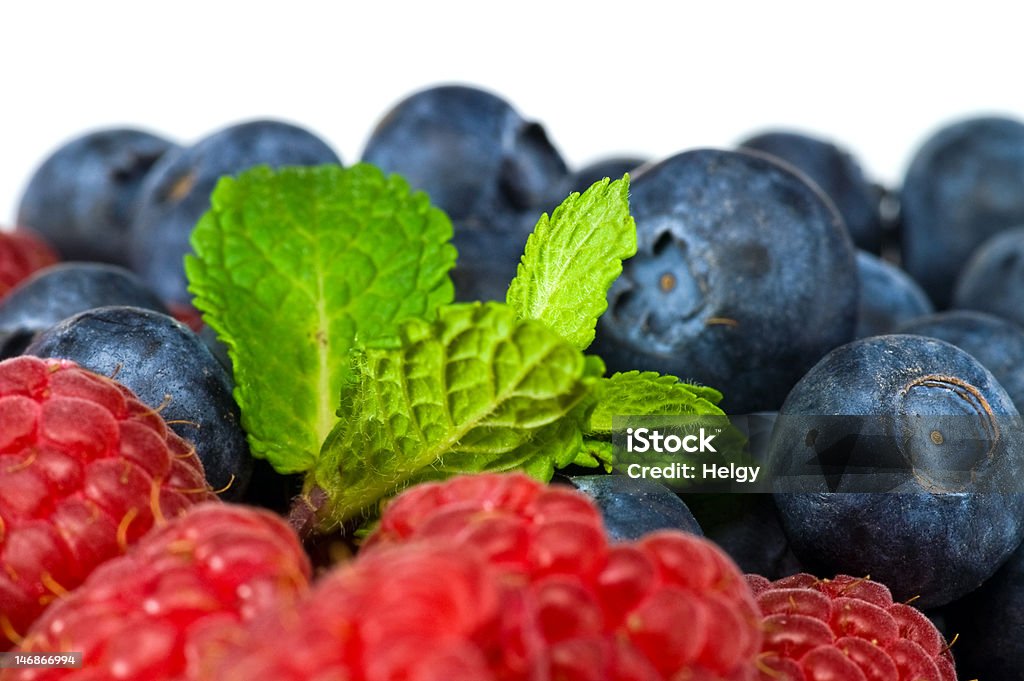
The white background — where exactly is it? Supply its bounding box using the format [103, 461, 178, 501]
[2, 1, 1022, 225]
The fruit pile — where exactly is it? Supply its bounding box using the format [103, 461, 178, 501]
[2, 83, 1024, 679]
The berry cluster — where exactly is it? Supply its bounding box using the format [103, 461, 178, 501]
[7, 504, 310, 681]
[747, 573, 957, 681]
[0, 356, 217, 649]
[203, 473, 764, 681]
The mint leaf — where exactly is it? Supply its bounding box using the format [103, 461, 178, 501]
[311, 301, 598, 528]
[573, 440, 615, 470]
[506, 176, 636, 350]
[185, 164, 456, 474]
[586, 371, 726, 435]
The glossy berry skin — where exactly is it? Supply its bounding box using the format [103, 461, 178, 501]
[952, 225, 1024, 327]
[769, 334, 1024, 608]
[0, 263, 168, 359]
[896, 310, 1024, 413]
[739, 130, 885, 253]
[24, 305, 252, 499]
[9, 503, 311, 681]
[204, 542, 513, 681]
[0, 229, 59, 300]
[855, 250, 933, 338]
[0, 356, 216, 649]
[219, 473, 763, 681]
[362, 85, 568, 302]
[560, 474, 703, 540]
[592, 148, 858, 413]
[747, 573, 957, 681]
[900, 116, 1024, 307]
[17, 128, 178, 267]
[130, 119, 340, 306]
[362, 85, 567, 222]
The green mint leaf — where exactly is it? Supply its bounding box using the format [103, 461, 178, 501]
[586, 371, 726, 435]
[311, 301, 598, 528]
[506, 175, 636, 350]
[185, 163, 456, 474]
[572, 440, 615, 470]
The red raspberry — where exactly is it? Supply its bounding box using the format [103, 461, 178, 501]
[0, 356, 217, 649]
[199, 541, 512, 681]
[364, 472, 609, 580]
[7, 503, 311, 681]
[363, 473, 764, 680]
[0, 228, 58, 299]
[747, 573, 958, 681]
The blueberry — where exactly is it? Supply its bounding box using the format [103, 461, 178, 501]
[941, 540, 1024, 679]
[17, 128, 178, 267]
[591, 148, 858, 413]
[24, 305, 253, 500]
[198, 324, 232, 376]
[0, 262, 168, 358]
[558, 474, 702, 541]
[739, 130, 884, 252]
[854, 250, 933, 338]
[362, 85, 567, 220]
[361, 85, 568, 301]
[560, 156, 647, 197]
[900, 115, 1024, 307]
[449, 210, 537, 301]
[952, 225, 1024, 326]
[769, 334, 1024, 608]
[896, 310, 1024, 413]
[131, 119, 340, 306]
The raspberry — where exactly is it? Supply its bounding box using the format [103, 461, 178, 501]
[363, 473, 764, 680]
[7, 503, 311, 681]
[200, 542, 511, 681]
[364, 471, 608, 579]
[0, 228, 58, 299]
[0, 356, 217, 648]
[748, 573, 958, 681]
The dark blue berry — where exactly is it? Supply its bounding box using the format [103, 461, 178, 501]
[896, 310, 1024, 413]
[560, 156, 647, 197]
[855, 250, 933, 338]
[739, 130, 884, 252]
[769, 334, 1024, 608]
[24, 305, 253, 500]
[900, 116, 1024, 307]
[130, 120, 340, 306]
[0, 262, 167, 358]
[591, 148, 858, 413]
[558, 474, 702, 541]
[952, 225, 1024, 326]
[361, 85, 567, 302]
[17, 128, 178, 266]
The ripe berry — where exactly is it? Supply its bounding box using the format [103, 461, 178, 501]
[8, 503, 311, 681]
[364, 473, 764, 680]
[200, 541, 512, 681]
[747, 573, 957, 681]
[0, 229, 58, 300]
[0, 355, 217, 649]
